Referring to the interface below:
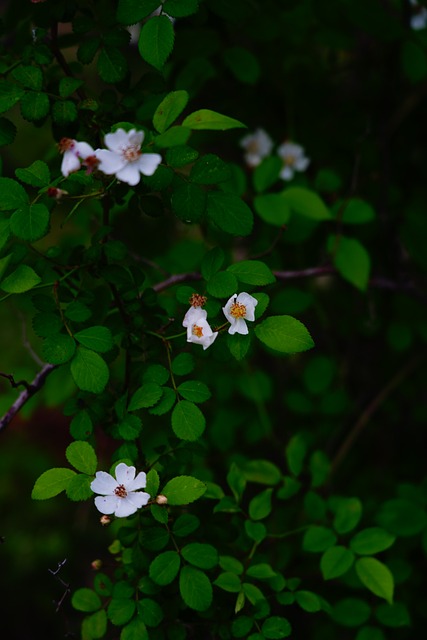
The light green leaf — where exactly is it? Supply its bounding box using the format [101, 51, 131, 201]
[31, 467, 76, 500]
[120, 618, 149, 640]
[107, 598, 136, 626]
[182, 109, 246, 130]
[245, 520, 267, 544]
[74, 326, 114, 353]
[42, 334, 76, 364]
[10, 203, 50, 241]
[162, 475, 206, 505]
[1, 265, 41, 293]
[254, 193, 291, 226]
[241, 459, 282, 485]
[15, 160, 50, 187]
[295, 591, 322, 613]
[355, 558, 394, 604]
[255, 315, 314, 353]
[214, 572, 242, 593]
[280, 186, 331, 220]
[66, 474, 94, 501]
[303, 526, 337, 553]
[155, 126, 191, 148]
[70, 347, 109, 393]
[332, 497, 363, 534]
[153, 90, 189, 133]
[82, 610, 107, 639]
[248, 488, 273, 521]
[171, 401, 206, 440]
[179, 566, 212, 611]
[66, 440, 97, 475]
[137, 598, 164, 627]
[331, 235, 371, 291]
[149, 550, 181, 585]
[320, 546, 355, 580]
[350, 528, 396, 555]
[72, 588, 102, 612]
[246, 563, 276, 579]
[207, 192, 253, 236]
[227, 260, 275, 286]
[138, 15, 175, 70]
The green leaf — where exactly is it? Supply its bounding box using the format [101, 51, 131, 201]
[70, 411, 93, 440]
[98, 47, 128, 83]
[0, 80, 25, 113]
[254, 193, 291, 226]
[261, 616, 292, 639]
[117, 0, 160, 24]
[207, 192, 253, 236]
[355, 558, 394, 604]
[223, 46, 260, 84]
[15, 160, 50, 187]
[156, 126, 191, 148]
[70, 347, 109, 393]
[206, 270, 238, 297]
[227, 332, 251, 361]
[1, 265, 41, 293]
[149, 550, 181, 585]
[33, 312, 62, 337]
[137, 598, 164, 627]
[375, 602, 411, 627]
[121, 618, 149, 640]
[52, 100, 78, 124]
[82, 610, 107, 639]
[190, 154, 231, 184]
[162, 475, 206, 505]
[163, 0, 199, 17]
[128, 383, 163, 410]
[253, 156, 282, 193]
[280, 186, 331, 220]
[177, 380, 211, 403]
[350, 528, 396, 555]
[171, 352, 194, 375]
[171, 401, 206, 440]
[10, 203, 50, 241]
[356, 627, 386, 640]
[246, 563, 276, 579]
[42, 334, 76, 364]
[153, 90, 189, 133]
[179, 566, 212, 611]
[0, 117, 17, 146]
[145, 469, 160, 499]
[332, 497, 363, 534]
[12, 65, 43, 91]
[201, 247, 225, 280]
[214, 572, 242, 592]
[72, 588, 102, 612]
[138, 15, 175, 70]
[107, 598, 136, 626]
[173, 513, 200, 537]
[248, 488, 273, 521]
[340, 198, 376, 224]
[181, 543, 218, 569]
[303, 526, 337, 553]
[20, 91, 50, 121]
[0, 177, 29, 210]
[66, 441, 97, 475]
[171, 183, 206, 223]
[182, 109, 246, 131]
[74, 326, 114, 353]
[232, 616, 254, 638]
[330, 235, 371, 291]
[332, 598, 371, 627]
[118, 414, 142, 440]
[59, 77, 84, 98]
[241, 459, 281, 485]
[295, 591, 322, 613]
[376, 498, 427, 536]
[286, 434, 307, 477]
[228, 260, 275, 286]
[245, 520, 267, 543]
[320, 546, 355, 580]
[31, 468, 76, 500]
[66, 474, 94, 501]
[255, 315, 314, 353]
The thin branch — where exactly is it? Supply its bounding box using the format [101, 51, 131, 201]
[0, 364, 56, 435]
[153, 272, 202, 293]
[0, 372, 30, 391]
[273, 265, 336, 280]
[331, 354, 423, 474]
[48, 559, 71, 613]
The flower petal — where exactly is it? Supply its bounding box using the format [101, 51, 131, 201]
[115, 463, 136, 486]
[183, 307, 207, 327]
[91, 471, 117, 495]
[96, 149, 126, 175]
[61, 151, 81, 177]
[75, 141, 95, 159]
[279, 166, 293, 181]
[202, 332, 218, 349]
[136, 153, 162, 177]
[104, 129, 129, 152]
[128, 130, 144, 148]
[228, 318, 248, 335]
[115, 491, 149, 517]
[94, 495, 118, 514]
[116, 163, 141, 186]
[127, 471, 147, 492]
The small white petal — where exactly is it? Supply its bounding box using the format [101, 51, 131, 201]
[202, 332, 218, 349]
[104, 129, 129, 152]
[183, 307, 207, 327]
[294, 157, 310, 172]
[91, 471, 117, 495]
[61, 151, 81, 177]
[228, 318, 248, 335]
[116, 163, 141, 186]
[137, 153, 162, 177]
[94, 495, 118, 514]
[74, 141, 95, 159]
[279, 166, 294, 181]
[127, 471, 147, 492]
[96, 149, 126, 175]
[115, 463, 136, 486]
[128, 130, 144, 148]
[115, 492, 149, 518]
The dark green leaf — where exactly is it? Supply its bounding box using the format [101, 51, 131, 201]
[72, 588, 102, 612]
[138, 15, 175, 70]
[117, 0, 159, 24]
[0, 117, 17, 146]
[20, 91, 50, 121]
[320, 546, 355, 580]
[207, 192, 253, 236]
[179, 566, 212, 611]
[15, 160, 50, 187]
[0, 177, 29, 211]
[10, 203, 50, 241]
[42, 334, 76, 364]
[227, 260, 275, 286]
[74, 326, 113, 353]
[149, 550, 180, 585]
[52, 100, 78, 124]
[70, 347, 109, 393]
[0, 80, 25, 113]
[171, 401, 206, 440]
[98, 47, 128, 83]
[153, 90, 189, 133]
[12, 65, 43, 91]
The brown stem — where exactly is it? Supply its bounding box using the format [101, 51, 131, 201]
[0, 364, 56, 434]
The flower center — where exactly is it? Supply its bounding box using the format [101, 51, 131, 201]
[230, 302, 247, 319]
[114, 484, 128, 498]
[189, 293, 207, 308]
[192, 324, 204, 338]
[246, 140, 260, 154]
[283, 154, 296, 167]
[122, 145, 141, 162]
[58, 137, 75, 153]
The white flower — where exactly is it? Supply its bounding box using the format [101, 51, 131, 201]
[223, 292, 258, 335]
[95, 128, 162, 186]
[182, 307, 218, 350]
[410, 0, 427, 29]
[90, 462, 150, 518]
[58, 138, 95, 177]
[240, 128, 273, 167]
[277, 141, 310, 181]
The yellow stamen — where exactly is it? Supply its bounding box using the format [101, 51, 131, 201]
[192, 324, 204, 338]
[230, 302, 246, 319]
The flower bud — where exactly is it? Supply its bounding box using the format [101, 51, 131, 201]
[100, 515, 111, 526]
[91, 559, 102, 570]
[156, 494, 168, 505]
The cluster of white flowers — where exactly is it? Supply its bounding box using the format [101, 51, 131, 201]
[240, 128, 310, 181]
[182, 291, 258, 350]
[91, 462, 150, 518]
[59, 128, 162, 186]
[410, 0, 427, 30]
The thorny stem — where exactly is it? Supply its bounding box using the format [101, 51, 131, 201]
[0, 363, 56, 434]
[0, 372, 30, 391]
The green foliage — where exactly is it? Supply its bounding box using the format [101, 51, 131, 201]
[31, 468, 76, 500]
[138, 15, 175, 70]
[255, 315, 314, 353]
[161, 475, 206, 505]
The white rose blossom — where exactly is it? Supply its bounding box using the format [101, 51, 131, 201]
[223, 292, 258, 335]
[90, 462, 150, 518]
[277, 141, 310, 181]
[240, 128, 273, 168]
[59, 138, 96, 177]
[410, 0, 427, 30]
[95, 128, 162, 186]
[182, 306, 218, 350]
